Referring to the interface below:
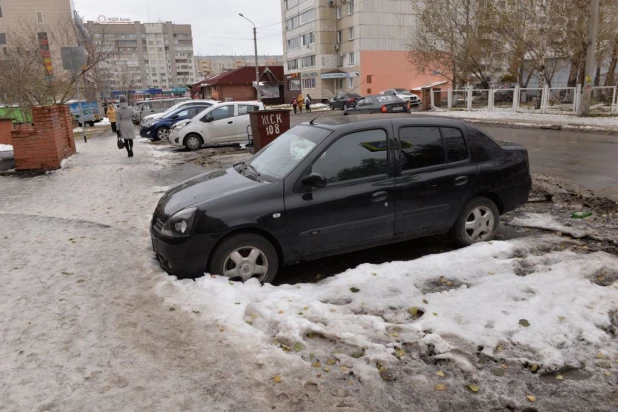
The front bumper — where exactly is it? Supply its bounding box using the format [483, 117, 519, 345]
[150, 222, 219, 278]
[168, 130, 183, 147]
[140, 126, 155, 138]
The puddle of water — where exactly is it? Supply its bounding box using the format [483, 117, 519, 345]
[539, 368, 590, 384]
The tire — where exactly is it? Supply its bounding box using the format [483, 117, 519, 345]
[343, 103, 348, 110]
[156, 127, 170, 141]
[88, 121, 95, 127]
[209, 233, 279, 284]
[184, 133, 203, 151]
[451, 197, 500, 246]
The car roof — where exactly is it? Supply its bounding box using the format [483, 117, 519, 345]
[305, 114, 469, 131]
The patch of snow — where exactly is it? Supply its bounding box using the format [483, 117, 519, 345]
[156, 236, 618, 380]
[509, 212, 618, 244]
[0, 144, 13, 152]
[98, 117, 111, 126]
[73, 127, 84, 133]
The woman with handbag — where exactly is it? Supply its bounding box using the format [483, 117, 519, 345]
[116, 95, 136, 157]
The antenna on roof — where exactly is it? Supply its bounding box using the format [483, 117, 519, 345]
[309, 111, 327, 125]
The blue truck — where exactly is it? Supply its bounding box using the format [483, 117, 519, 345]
[67, 101, 102, 127]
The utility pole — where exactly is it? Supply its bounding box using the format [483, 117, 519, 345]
[239, 13, 261, 101]
[580, 0, 600, 116]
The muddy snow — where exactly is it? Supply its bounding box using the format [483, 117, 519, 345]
[1, 130, 617, 412]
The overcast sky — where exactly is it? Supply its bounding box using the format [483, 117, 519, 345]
[73, 0, 284, 56]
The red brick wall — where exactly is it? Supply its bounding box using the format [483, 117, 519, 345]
[220, 85, 258, 102]
[11, 106, 76, 171]
[0, 119, 13, 145]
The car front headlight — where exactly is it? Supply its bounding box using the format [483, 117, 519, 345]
[160, 207, 197, 237]
[173, 121, 190, 130]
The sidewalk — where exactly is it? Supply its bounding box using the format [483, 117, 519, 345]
[420, 108, 618, 134]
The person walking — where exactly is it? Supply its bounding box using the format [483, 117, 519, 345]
[291, 97, 298, 114]
[107, 104, 117, 135]
[116, 95, 136, 157]
[297, 93, 304, 113]
[305, 94, 312, 113]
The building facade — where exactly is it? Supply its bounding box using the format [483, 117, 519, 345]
[194, 55, 284, 80]
[280, 0, 446, 103]
[85, 20, 196, 96]
[0, 0, 77, 75]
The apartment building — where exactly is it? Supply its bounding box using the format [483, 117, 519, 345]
[195, 55, 284, 79]
[0, 0, 77, 74]
[281, 0, 445, 102]
[84, 20, 196, 95]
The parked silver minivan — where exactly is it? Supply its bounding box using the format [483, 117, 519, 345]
[132, 97, 190, 123]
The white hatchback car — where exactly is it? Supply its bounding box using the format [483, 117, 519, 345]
[168, 101, 265, 150]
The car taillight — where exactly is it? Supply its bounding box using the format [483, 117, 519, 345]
[381, 105, 387, 113]
[350, 98, 356, 102]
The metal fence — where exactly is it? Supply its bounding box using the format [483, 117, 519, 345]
[428, 85, 618, 115]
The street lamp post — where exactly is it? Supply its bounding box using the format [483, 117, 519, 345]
[239, 13, 261, 101]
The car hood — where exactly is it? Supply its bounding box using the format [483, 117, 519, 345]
[155, 167, 262, 219]
[143, 113, 164, 122]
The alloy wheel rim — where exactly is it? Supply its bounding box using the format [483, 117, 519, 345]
[223, 246, 269, 282]
[158, 128, 170, 139]
[464, 206, 495, 242]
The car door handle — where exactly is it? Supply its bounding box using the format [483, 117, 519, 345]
[454, 176, 468, 186]
[372, 191, 388, 202]
[228, 121, 233, 124]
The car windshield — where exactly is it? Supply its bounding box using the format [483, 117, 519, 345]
[247, 125, 331, 181]
[394, 89, 411, 94]
[160, 102, 186, 116]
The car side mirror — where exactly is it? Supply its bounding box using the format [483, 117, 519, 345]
[303, 172, 327, 188]
[204, 116, 213, 122]
[172, 115, 179, 119]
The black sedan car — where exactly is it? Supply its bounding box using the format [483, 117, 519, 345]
[151, 116, 531, 283]
[343, 95, 409, 115]
[330, 93, 361, 110]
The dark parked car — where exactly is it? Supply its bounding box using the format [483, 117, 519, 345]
[140, 103, 213, 140]
[330, 93, 361, 110]
[343, 95, 409, 115]
[151, 116, 531, 283]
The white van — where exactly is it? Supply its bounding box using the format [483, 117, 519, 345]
[168, 101, 264, 150]
[132, 97, 190, 123]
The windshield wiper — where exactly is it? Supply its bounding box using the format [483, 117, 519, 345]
[239, 162, 262, 182]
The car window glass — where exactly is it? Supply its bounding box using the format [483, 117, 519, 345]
[355, 98, 365, 106]
[238, 104, 259, 115]
[208, 105, 234, 121]
[152, 102, 162, 109]
[175, 109, 189, 117]
[441, 127, 468, 162]
[363, 97, 374, 105]
[140, 103, 152, 110]
[161, 101, 172, 109]
[399, 126, 446, 170]
[468, 127, 504, 161]
[188, 107, 202, 117]
[312, 129, 388, 184]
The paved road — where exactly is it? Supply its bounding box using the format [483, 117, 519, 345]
[290, 111, 618, 201]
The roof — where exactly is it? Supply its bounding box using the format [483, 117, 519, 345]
[306, 114, 467, 130]
[411, 81, 448, 91]
[197, 66, 284, 87]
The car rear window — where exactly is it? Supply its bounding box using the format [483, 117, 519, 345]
[467, 127, 505, 161]
[441, 127, 468, 162]
[399, 127, 446, 170]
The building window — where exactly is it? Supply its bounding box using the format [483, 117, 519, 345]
[0, 7, 3, 17]
[287, 37, 300, 50]
[0, 33, 6, 45]
[349, 27, 355, 40]
[288, 80, 301, 91]
[301, 32, 314, 47]
[337, 31, 342, 43]
[287, 59, 299, 70]
[286, 0, 299, 9]
[36, 11, 44, 24]
[348, 77, 354, 89]
[348, 0, 354, 15]
[336, 6, 341, 19]
[302, 78, 316, 89]
[299, 8, 315, 25]
[301, 55, 315, 68]
[286, 16, 299, 30]
[348, 52, 355, 65]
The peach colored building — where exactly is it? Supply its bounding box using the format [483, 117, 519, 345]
[281, 0, 449, 103]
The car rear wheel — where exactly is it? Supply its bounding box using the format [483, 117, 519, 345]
[343, 103, 349, 110]
[210, 233, 278, 284]
[157, 127, 170, 140]
[184, 133, 203, 151]
[451, 197, 499, 246]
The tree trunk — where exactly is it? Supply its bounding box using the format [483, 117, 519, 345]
[604, 38, 618, 87]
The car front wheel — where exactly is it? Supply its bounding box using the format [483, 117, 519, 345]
[157, 127, 170, 140]
[343, 103, 348, 110]
[451, 197, 499, 246]
[184, 133, 203, 151]
[210, 233, 279, 284]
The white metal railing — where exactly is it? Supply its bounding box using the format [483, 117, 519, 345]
[322, 89, 335, 101]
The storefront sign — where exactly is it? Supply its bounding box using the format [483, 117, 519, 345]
[98, 15, 132, 23]
[321, 72, 360, 79]
[301, 72, 318, 79]
[258, 85, 280, 99]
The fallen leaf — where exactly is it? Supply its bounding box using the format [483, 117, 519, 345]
[350, 287, 360, 293]
[390, 332, 400, 337]
[312, 361, 321, 368]
[330, 309, 336, 313]
[435, 384, 446, 391]
[557, 316, 565, 321]
[169, 307, 175, 312]
[327, 358, 337, 365]
[530, 364, 539, 372]
[519, 319, 531, 327]
[605, 371, 612, 376]
[228, 282, 234, 286]
[316, 274, 322, 279]
[250, 314, 258, 319]
[488, 271, 495, 276]
[433, 312, 438, 317]
[192, 309, 200, 314]
[245, 321, 253, 325]
[555, 375, 564, 380]
[309, 353, 315, 358]
[423, 299, 428, 304]
[303, 306, 309, 310]
[316, 373, 322, 378]
[323, 367, 330, 372]
[280, 344, 292, 352]
[273, 375, 281, 383]
[446, 281, 453, 286]
[466, 384, 480, 393]
[371, 272, 377, 276]
[340, 366, 348, 372]
[294, 342, 305, 352]
[526, 395, 536, 402]
[496, 344, 503, 352]
[351, 351, 364, 359]
[278, 310, 284, 314]
[492, 368, 505, 377]
[409, 306, 418, 316]
[395, 349, 405, 357]
[298, 312, 304, 316]
[287, 299, 293, 302]
[219, 328, 224, 332]
[376, 363, 386, 373]
[210, 274, 216, 278]
[501, 364, 509, 369]
[234, 302, 240, 305]
[306, 332, 316, 339]
[296, 285, 301, 289]
[596, 352, 605, 359]
[436, 370, 445, 378]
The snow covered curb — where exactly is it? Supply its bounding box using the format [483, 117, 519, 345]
[0, 144, 13, 152]
[156, 236, 618, 383]
[419, 109, 618, 134]
[509, 212, 618, 244]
